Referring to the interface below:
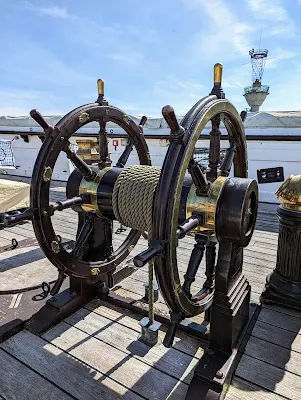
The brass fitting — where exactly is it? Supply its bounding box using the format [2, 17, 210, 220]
[76, 139, 99, 164]
[276, 174, 301, 211]
[186, 176, 227, 235]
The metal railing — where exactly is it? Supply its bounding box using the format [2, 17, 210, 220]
[193, 148, 227, 167]
[244, 85, 269, 95]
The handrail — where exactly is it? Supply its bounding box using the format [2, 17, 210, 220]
[0, 130, 301, 142]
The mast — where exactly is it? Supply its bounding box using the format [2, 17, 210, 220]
[244, 48, 269, 112]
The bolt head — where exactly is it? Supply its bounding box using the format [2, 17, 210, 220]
[91, 267, 100, 276]
[51, 241, 60, 254]
[43, 166, 52, 182]
[79, 112, 89, 123]
[215, 370, 224, 379]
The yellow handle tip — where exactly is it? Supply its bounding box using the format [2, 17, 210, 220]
[214, 63, 223, 85]
[97, 79, 104, 95]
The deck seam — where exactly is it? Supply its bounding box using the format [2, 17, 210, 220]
[35, 328, 149, 400]
[0, 347, 78, 400]
[63, 318, 196, 383]
[229, 376, 291, 400]
[84, 302, 207, 358]
[239, 350, 301, 379]
[255, 318, 301, 335]
[250, 331, 301, 355]
[261, 306, 301, 320]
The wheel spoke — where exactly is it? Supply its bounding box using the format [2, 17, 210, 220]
[207, 114, 221, 180]
[182, 233, 208, 297]
[49, 196, 87, 214]
[116, 116, 147, 168]
[220, 141, 236, 176]
[30, 109, 53, 134]
[72, 213, 95, 257]
[64, 143, 96, 180]
[116, 139, 134, 168]
[98, 118, 111, 168]
[188, 157, 210, 195]
[177, 214, 204, 239]
[204, 241, 216, 291]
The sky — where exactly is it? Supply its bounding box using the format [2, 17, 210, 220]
[0, 0, 300, 117]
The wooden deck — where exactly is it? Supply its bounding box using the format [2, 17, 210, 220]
[1, 176, 300, 399]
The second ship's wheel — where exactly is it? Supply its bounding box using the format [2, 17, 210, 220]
[151, 64, 256, 318]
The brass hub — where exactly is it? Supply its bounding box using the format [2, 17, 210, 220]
[276, 174, 301, 212]
[186, 176, 228, 235]
[79, 166, 112, 215]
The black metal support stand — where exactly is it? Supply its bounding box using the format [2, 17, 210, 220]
[25, 276, 97, 334]
[186, 240, 252, 400]
[261, 206, 301, 309]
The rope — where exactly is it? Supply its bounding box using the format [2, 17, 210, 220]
[112, 165, 161, 324]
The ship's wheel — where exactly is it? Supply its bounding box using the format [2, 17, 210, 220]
[30, 91, 150, 285]
[134, 64, 257, 326]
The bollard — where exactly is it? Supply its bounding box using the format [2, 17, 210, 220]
[139, 317, 161, 346]
[261, 175, 301, 309]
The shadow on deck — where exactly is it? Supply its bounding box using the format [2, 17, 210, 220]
[1, 178, 301, 399]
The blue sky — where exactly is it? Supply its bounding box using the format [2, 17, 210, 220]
[0, 0, 300, 116]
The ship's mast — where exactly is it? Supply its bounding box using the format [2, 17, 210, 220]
[244, 48, 269, 112]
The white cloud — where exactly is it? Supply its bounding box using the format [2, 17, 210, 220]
[126, 25, 160, 44]
[22, 1, 77, 20]
[247, 0, 296, 37]
[265, 48, 298, 69]
[105, 49, 144, 66]
[0, 33, 92, 88]
[155, 80, 206, 92]
[153, 79, 210, 115]
[184, 0, 254, 62]
[223, 66, 250, 88]
[0, 88, 68, 115]
[37, 6, 75, 19]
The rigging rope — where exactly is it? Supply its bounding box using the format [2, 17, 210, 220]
[112, 165, 161, 324]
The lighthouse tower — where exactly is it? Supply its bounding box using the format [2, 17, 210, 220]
[244, 49, 269, 112]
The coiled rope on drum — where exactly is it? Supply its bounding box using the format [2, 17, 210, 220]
[112, 165, 161, 324]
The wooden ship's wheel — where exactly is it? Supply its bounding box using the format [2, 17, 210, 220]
[4, 64, 258, 399]
[134, 64, 257, 343]
[29, 86, 151, 290]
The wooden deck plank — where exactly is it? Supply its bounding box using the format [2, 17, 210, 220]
[0, 244, 58, 291]
[0, 236, 13, 247]
[231, 305, 301, 400]
[0, 229, 27, 242]
[252, 320, 301, 353]
[42, 322, 189, 399]
[0, 348, 73, 400]
[263, 303, 301, 319]
[244, 336, 301, 378]
[0, 331, 144, 400]
[226, 377, 285, 400]
[64, 307, 202, 384]
[1, 177, 287, 399]
[86, 300, 205, 358]
[258, 308, 301, 333]
[1, 224, 36, 238]
[235, 354, 301, 399]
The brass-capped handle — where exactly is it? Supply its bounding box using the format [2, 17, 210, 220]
[214, 63, 223, 85]
[97, 79, 104, 95]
